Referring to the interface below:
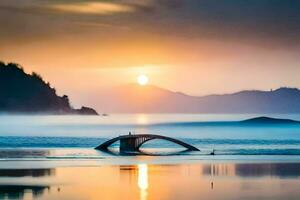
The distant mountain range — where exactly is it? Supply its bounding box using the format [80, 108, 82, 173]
[2, 61, 300, 114]
[94, 84, 300, 113]
[0, 62, 98, 115]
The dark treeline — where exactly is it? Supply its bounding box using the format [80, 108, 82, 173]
[0, 62, 97, 115]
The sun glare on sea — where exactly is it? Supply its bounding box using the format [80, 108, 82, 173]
[137, 74, 149, 86]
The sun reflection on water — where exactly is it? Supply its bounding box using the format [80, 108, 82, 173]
[138, 164, 148, 200]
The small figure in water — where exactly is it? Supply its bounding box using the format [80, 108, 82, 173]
[210, 149, 215, 155]
[129, 131, 132, 135]
[211, 181, 214, 189]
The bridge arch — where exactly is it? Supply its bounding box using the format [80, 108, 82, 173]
[95, 134, 199, 152]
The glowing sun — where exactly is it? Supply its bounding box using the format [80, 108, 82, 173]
[137, 74, 149, 86]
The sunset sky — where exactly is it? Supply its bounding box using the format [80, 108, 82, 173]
[1, 0, 300, 108]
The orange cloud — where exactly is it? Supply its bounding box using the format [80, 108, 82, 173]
[50, 2, 135, 15]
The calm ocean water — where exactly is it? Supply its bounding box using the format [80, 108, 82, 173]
[1, 114, 300, 159]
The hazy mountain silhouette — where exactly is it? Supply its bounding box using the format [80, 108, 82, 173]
[95, 84, 300, 113]
[0, 62, 97, 115]
[241, 117, 300, 124]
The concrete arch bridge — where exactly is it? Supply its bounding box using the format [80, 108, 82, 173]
[95, 134, 199, 152]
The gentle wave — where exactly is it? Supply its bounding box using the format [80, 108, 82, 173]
[2, 137, 300, 156]
[2, 136, 300, 147]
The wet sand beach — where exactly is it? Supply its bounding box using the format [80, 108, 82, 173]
[1, 160, 300, 200]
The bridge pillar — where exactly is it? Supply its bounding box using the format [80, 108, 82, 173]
[120, 138, 139, 152]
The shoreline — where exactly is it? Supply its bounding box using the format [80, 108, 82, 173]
[1, 155, 300, 169]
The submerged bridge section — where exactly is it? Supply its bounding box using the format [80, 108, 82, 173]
[95, 134, 200, 152]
